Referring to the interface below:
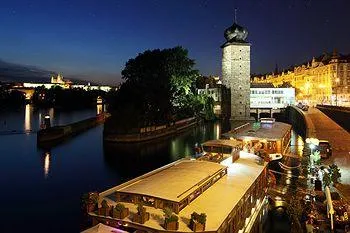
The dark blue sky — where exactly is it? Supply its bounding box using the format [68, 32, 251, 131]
[1, 0, 349, 84]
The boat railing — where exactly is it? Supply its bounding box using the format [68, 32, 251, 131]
[230, 122, 250, 134]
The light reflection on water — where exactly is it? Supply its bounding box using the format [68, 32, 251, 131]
[44, 151, 50, 178]
[24, 104, 32, 132]
[290, 129, 304, 156]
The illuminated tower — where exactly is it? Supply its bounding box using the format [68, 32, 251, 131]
[221, 20, 251, 121]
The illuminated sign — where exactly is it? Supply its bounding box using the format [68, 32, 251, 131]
[250, 88, 295, 109]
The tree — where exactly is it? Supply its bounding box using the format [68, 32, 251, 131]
[203, 95, 215, 120]
[110, 46, 200, 128]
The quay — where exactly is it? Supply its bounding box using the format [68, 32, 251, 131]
[37, 113, 110, 146]
[103, 117, 199, 143]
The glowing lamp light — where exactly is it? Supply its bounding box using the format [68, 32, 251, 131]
[306, 137, 319, 146]
[309, 144, 316, 150]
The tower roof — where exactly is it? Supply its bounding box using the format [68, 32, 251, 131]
[224, 22, 248, 43]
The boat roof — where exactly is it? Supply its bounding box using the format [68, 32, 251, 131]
[116, 160, 227, 202]
[202, 139, 242, 148]
[223, 121, 292, 141]
[81, 223, 128, 233]
[99, 152, 267, 232]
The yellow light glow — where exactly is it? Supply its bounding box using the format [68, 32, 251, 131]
[305, 82, 310, 89]
[44, 152, 50, 178]
[24, 104, 31, 132]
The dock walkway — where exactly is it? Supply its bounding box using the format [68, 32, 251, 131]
[300, 107, 350, 186]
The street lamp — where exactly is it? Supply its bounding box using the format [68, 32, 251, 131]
[306, 137, 319, 168]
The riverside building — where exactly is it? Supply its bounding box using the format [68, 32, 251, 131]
[252, 51, 350, 106]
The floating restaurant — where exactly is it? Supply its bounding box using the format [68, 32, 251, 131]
[84, 143, 268, 233]
[223, 119, 292, 156]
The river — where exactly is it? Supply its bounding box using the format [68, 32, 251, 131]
[0, 105, 305, 233]
[0, 105, 226, 233]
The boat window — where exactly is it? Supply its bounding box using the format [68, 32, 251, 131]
[203, 145, 232, 154]
[119, 193, 133, 203]
[142, 196, 155, 206]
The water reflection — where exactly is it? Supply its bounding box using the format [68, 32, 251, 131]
[290, 130, 304, 156]
[102, 121, 226, 180]
[97, 104, 103, 115]
[43, 151, 51, 178]
[24, 104, 32, 132]
[48, 108, 54, 126]
[214, 122, 220, 139]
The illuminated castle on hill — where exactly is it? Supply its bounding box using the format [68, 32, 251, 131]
[50, 74, 72, 85]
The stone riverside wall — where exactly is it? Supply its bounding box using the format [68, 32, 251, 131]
[103, 117, 199, 143]
[317, 105, 350, 133]
[37, 113, 109, 145]
[286, 106, 307, 139]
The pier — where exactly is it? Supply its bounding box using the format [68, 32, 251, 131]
[37, 113, 110, 147]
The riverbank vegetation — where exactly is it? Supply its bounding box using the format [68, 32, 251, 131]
[32, 86, 108, 109]
[0, 83, 26, 110]
[106, 46, 214, 133]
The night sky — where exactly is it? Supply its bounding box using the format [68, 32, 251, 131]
[1, 0, 349, 84]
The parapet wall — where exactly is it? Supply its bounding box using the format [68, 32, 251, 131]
[285, 106, 307, 138]
[316, 105, 350, 132]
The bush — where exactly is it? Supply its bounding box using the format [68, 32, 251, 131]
[115, 203, 126, 211]
[190, 212, 206, 225]
[163, 208, 178, 223]
[137, 203, 146, 214]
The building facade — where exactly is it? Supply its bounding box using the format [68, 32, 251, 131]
[252, 51, 350, 106]
[250, 88, 295, 109]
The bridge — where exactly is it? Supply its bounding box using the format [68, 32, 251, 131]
[287, 105, 350, 199]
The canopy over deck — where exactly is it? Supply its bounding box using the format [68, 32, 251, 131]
[117, 160, 227, 202]
[223, 122, 292, 141]
[202, 139, 242, 148]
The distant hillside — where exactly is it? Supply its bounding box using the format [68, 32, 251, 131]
[0, 59, 91, 85]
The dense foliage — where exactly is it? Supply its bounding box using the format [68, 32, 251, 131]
[107, 47, 204, 131]
[0, 84, 26, 110]
[32, 86, 106, 109]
